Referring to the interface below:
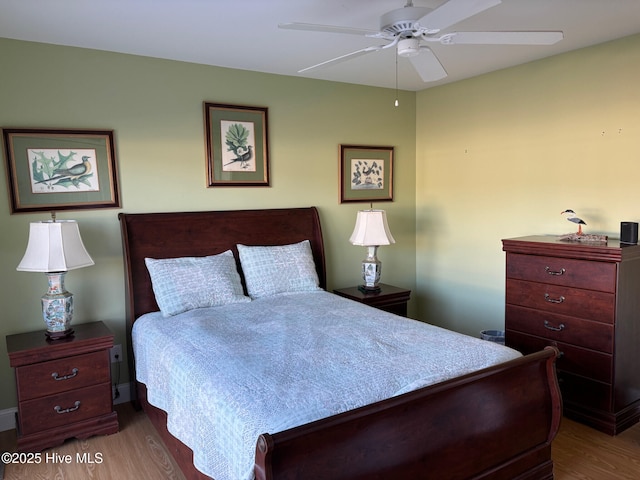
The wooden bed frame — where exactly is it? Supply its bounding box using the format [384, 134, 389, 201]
[119, 207, 562, 480]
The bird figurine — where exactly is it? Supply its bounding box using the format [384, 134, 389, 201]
[561, 209, 586, 235]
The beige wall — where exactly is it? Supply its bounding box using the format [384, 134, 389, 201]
[415, 34, 640, 336]
[0, 38, 417, 410]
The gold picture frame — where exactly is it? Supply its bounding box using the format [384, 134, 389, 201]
[204, 102, 270, 187]
[2, 128, 120, 213]
[340, 144, 394, 203]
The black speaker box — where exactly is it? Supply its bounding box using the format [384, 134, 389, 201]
[620, 222, 638, 245]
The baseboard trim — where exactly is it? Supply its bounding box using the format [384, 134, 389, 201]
[112, 381, 132, 406]
[0, 382, 132, 433]
[0, 407, 17, 433]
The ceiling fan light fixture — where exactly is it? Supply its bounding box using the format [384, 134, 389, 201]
[397, 38, 421, 57]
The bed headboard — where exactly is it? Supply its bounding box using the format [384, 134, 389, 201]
[118, 207, 326, 326]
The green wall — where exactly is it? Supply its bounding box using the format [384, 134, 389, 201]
[0, 38, 417, 410]
[3, 32, 640, 414]
[415, 33, 640, 336]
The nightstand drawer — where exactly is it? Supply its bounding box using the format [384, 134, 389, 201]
[333, 284, 411, 318]
[506, 253, 616, 292]
[506, 279, 615, 323]
[506, 305, 613, 353]
[15, 350, 110, 401]
[19, 382, 113, 435]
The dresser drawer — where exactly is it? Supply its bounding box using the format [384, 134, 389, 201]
[506, 330, 613, 383]
[506, 279, 615, 324]
[19, 382, 112, 435]
[506, 253, 616, 292]
[15, 350, 110, 401]
[505, 305, 613, 353]
[558, 371, 612, 412]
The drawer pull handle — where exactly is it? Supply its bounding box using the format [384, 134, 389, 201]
[51, 368, 78, 381]
[544, 293, 565, 304]
[54, 401, 81, 414]
[545, 266, 566, 276]
[544, 320, 565, 332]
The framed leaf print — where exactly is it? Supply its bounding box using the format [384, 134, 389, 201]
[204, 102, 270, 187]
[2, 128, 120, 213]
[340, 145, 393, 203]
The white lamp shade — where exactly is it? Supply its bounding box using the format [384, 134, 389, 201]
[17, 220, 94, 272]
[349, 210, 396, 246]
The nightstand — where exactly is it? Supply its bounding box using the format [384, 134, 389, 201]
[333, 283, 411, 317]
[6, 321, 119, 452]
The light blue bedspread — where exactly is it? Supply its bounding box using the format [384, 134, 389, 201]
[133, 291, 520, 480]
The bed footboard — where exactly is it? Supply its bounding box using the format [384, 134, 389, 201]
[255, 347, 561, 480]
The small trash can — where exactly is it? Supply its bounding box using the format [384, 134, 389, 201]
[480, 330, 505, 345]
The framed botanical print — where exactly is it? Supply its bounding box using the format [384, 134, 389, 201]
[340, 144, 393, 203]
[204, 102, 270, 187]
[2, 128, 120, 213]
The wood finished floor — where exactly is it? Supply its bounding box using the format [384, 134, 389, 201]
[0, 402, 185, 480]
[0, 402, 638, 479]
[553, 418, 640, 479]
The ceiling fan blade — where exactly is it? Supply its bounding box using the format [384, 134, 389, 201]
[278, 22, 379, 37]
[417, 0, 502, 32]
[410, 47, 448, 82]
[444, 31, 564, 45]
[298, 45, 384, 73]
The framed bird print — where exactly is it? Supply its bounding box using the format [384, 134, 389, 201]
[2, 128, 120, 213]
[339, 144, 393, 203]
[204, 102, 270, 187]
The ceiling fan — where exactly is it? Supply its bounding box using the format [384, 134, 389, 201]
[279, 0, 563, 82]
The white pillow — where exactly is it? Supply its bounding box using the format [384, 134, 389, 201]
[237, 240, 322, 299]
[145, 250, 250, 317]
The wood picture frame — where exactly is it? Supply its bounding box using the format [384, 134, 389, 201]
[204, 102, 270, 187]
[340, 144, 393, 203]
[2, 128, 120, 213]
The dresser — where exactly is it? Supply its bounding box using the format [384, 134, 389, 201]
[6, 321, 119, 451]
[502, 236, 640, 435]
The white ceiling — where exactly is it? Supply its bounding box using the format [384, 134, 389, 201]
[2, 0, 640, 91]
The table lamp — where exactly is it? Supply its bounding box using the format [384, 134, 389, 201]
[349, 209, 395, 293]
[17, 218, 94, 340]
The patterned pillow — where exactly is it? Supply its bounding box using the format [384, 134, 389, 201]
[145, 250, 250, 317]
[237, 240, 322, 299]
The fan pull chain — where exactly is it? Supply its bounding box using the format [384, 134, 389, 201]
[394, 52, 399, 107]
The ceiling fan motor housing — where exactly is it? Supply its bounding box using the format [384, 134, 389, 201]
[380, 6, 432, 37]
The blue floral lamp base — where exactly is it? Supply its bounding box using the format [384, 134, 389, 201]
[359, 246, 382, 293]
[42, 272, 75, 340]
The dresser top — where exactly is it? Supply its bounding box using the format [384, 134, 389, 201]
[502, 235, 640, 262]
